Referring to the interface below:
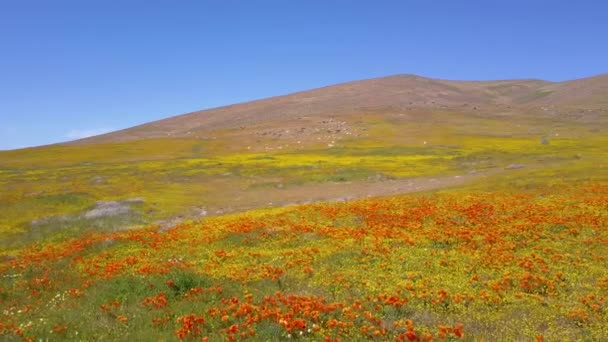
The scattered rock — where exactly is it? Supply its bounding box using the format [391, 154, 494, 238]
[335, 196, 354, 203]
[505, 164, 526, 170]
[123, 198, 144, 204]
[101, 238, 115, 248]
[156, 220, 178, 233]
[30, 215, 71, 227]
[90, 176, 107, 185]
[83, 201, 131, 219]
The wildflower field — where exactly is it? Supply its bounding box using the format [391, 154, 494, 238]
[1, 180, 607, 341]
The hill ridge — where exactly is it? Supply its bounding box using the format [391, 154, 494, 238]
[67, 73, 608, 145]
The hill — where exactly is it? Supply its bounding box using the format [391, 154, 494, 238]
[0, 74, 607, 340]
[1, 182, 607, 340]
[0, 73, 607, 248]
[74, 74, 608, 144]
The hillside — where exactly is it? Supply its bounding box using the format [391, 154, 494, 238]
[0, 75, 608, 246]
[1, 183, 607, 340]
[74, 74, 608, 144]
[1, 74, 607, 249]
[1, 74, 608, 340]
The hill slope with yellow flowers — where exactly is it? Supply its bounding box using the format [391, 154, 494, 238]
[1, 74, 607, 340]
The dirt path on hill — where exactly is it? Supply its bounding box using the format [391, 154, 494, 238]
[185, 169, 501, 222]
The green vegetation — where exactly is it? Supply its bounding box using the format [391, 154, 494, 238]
[1, 110, 606, 253]
[0, 181, 607, 340]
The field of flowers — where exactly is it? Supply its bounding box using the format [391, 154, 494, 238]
[3, 110, 605, 250]
[1, 181, 606, 341]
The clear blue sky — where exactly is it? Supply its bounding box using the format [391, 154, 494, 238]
[1, 1, 607, 150]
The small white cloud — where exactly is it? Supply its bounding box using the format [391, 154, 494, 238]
[66, 127, 113, 140]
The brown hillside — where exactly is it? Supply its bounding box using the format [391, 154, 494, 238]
[72, 74, 608, 144]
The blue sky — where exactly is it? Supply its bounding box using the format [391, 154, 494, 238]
[1, 1, 607, 150]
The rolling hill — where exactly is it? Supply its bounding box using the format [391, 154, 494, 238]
[1, 73, 607, 248]
[0, 75, 608, 241]
[73, 74, 608, 144]
[1, 74, 607, 341]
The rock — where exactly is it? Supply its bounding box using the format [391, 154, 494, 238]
[123, 198, 144, 204]
[83, 201, 130, 219]
[90, 176, 107, 185]
[157, 223, 175, 233]
[101, 238, 115, 248]
[30, 215, 71, 227]
[505, 164, 526, 170]
[30, 217, 50, 226]
[336, 196, 354, 202]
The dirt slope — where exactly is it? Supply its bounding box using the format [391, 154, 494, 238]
[71, 74, 608, 144]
